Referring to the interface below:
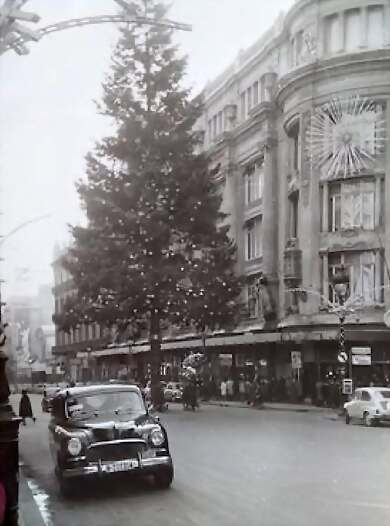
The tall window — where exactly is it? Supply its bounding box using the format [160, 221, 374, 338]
[245, 216, 262, 261]
[208, 120, 212, 142]
[253, 81, 259, 106]
[288, 192, 299, 239]
[245, 160, 264, 204]
[328, 251, 382, 304]
[367, 5, 384, 48]
[328, 180, 375, 232]
[325, 14, 341, 54]
[344, 9, 361, 51]
[292, 30, 304, 66]
[219, 111, 224, 135]
[212, 115, 217, 138]
[240, 92, 246, 121]
[247, 86, 252, 113]
[289, 121, 300, 172]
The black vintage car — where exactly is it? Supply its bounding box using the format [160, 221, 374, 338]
[48, 384, 174, 496]
[42, 386, 61, 412]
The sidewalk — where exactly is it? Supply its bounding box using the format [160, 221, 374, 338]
[203, 399, 340, 415]
[19, 469, 46, 526]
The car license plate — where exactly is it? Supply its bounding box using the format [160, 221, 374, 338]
[101, 459, 139, 473]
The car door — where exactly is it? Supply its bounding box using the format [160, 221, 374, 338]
[349, 390, 361, 417]
[360, 390, 373, 417]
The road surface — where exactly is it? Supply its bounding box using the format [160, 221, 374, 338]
[15, 395, 390, 526]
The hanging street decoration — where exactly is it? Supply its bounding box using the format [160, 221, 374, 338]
[306, 95, 386, 180]
[0, 0, 40, 55]
[0, 0, 191, 56]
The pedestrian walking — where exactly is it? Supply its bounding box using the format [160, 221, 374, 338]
[220, 379, 227, 401]
[19, 390, 36, 425]
[239, 376, 246, 401]
[315, 379, 324, 406]
[226, 377, 234, 400]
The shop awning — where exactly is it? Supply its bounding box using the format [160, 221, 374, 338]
[130, 331, 281, 354]
[280, 329, 339, 343]
[91, 347, 130, 357]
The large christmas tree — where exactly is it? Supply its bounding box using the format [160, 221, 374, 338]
[57, 0, 242, 406]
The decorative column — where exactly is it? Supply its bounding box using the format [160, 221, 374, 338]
[384, 102, 390, 307]
[375, 250, 382, 303]
[262, 140, 278, 288]
[300, 111, 321, 314]
[322, 183, 329, 232]
[375, 176, 381, 228]
[322, 253, 329, 303]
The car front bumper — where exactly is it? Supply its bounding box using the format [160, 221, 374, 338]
[373, 414, 390, 421]
[61, 455, 172, 479]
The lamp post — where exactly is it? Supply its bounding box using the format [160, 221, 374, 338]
[0, 296, 21, 526]
[331, 265, 353, 380]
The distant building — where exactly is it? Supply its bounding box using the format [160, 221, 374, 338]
[51, 246, 138, 383]
[5, 288, 56, 383]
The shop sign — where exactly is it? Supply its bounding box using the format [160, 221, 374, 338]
[351, 347, 371, 355]
[291, 351, 302, 369]
[219, 354, 232, 366]
[352, 355, 371, 366]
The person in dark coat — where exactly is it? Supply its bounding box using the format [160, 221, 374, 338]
[19, 390, 36, 425]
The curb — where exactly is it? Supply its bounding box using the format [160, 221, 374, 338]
[203, 400, 340, 416]
[19, 470, 47, 526]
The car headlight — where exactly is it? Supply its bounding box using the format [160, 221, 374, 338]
[150, 428, 165, 447]
[67, 437, 82, 456]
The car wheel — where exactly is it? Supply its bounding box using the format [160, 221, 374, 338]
[345, 411, 350, 424]
[154, 467, 174, 489]
[363, 412, 375, 427]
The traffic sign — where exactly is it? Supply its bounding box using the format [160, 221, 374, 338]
[351, 347, 371, 355]
[291, 351, 302, 369]
[337, 351, 348, 363]
[352, 355, 371, 366]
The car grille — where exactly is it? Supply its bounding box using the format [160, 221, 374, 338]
[87, 442, 145, 463]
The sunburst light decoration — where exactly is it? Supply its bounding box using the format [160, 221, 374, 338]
[306, 95, 387, 180]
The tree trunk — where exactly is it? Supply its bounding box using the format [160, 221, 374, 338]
[150, 310, 162, 409]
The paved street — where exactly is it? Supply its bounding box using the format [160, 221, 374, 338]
[15, 395, 390, 526]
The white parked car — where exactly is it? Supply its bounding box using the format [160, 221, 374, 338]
[164, 382, 183, 402]
[344, 387, 390, 426]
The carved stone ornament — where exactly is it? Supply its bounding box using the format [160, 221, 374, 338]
[306, 96, 386, 180]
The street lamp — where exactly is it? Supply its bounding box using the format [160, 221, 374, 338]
[331, 265, 352, 380]
[0, 310, 21, 526]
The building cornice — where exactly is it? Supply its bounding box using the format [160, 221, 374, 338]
[276, 49, 390, 108]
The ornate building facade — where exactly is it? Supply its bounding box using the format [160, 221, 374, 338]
[194, 0, 390, 395]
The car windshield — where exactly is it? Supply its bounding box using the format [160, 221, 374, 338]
[46, 388, 59, 396]
[378, 391, 390, 399]
[66, 391, 145, 420]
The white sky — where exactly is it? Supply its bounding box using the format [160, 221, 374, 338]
[0, 0, 294, 298]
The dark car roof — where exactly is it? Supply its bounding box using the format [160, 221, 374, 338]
[57, 384, 141, 398]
